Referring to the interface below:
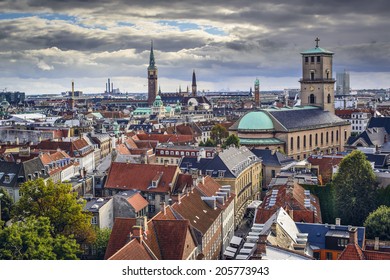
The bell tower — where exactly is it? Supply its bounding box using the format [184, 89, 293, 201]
[299, 38, 335, 114]
[148, 41, 158, 106]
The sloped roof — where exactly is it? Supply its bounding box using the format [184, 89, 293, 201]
[151, 219, 194, 260]
[367, 116, 390, 134]
[105, 162, 178, 193]
[104, 218, 137, 259]
[251, 149, 295, 167]
[136, 133, 194, 144]
[300, 46, 334, 55]
[127, 193, 148, 212]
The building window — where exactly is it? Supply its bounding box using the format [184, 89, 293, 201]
[310, 72, 314, 80]
[321, 133, 324, 145]
[326, 132, 329, 143]
[309, 94, 315, 104]
[148, 205, 155, 213]
[326, 252, 333, 260]
[160, 194, 165, 202]
[311, 56, 314, 63]
[331, 131, 334, 143]
[313, 252, 320, 260]
[327, 94, 331, 104]
[297, 136, 300, 149]
[175, 151, 179, 155]
[160, 150, 165, 155]
[344, 130, 347, 140]
[91, 216, 98, 225]
[317, 56, 320, 63]
[303, 135, 306, 148]
[309, 134, 312, 147]
[271, 170, 276, 178]
[305, 57, 309, 63]
[290, 137, 294, 150]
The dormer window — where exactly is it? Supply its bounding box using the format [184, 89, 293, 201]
[4, 173, 15, 183]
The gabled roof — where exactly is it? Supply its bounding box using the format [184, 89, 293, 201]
[151, 219, 195, 260]
[104, 218, 137, 259]
[105, 162, 179, 193]
[127, 193, 148, 212]
[136, 133, 194, 144]
[367, 116, 390, 134]
[251, 149, 295, 167]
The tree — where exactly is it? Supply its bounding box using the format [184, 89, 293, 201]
[0, 216, 80, 260]
[332, 150, 378, 226]
[204, 138, 216, 147]
[0, 187, 13, 224]
[92, 227, 112, 260]
[210, 124, 228, 145]
[13, 178, 95, 244]
[364, 205, 390, 240]
[223, 134, 240, 148]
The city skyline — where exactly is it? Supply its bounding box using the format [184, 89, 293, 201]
[0, 0, 389, 95]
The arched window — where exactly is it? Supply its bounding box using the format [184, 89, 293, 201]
[331, 131, 334, 143]
[315, 133, 318, 146]
[309, 94, 315, 104]
[310, 70, 315, 80]
[327, 94, 331, 104]
[336, 130, 339, 142]
[321, 133, 324, 145]
[303, 135, 306, 148]
[290, 137, 294, 150]
[326, 132, 329, 143]
[309, 134, 312, 147]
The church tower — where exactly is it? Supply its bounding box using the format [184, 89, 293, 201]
[254, 78, 260, 108]
[300, 38, 335, 114]
[148, 41, 158, 105]
[192, 69, 197, 96]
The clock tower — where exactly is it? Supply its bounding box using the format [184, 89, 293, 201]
[148, 41, 158, 106]
[300, 38, 335, 114]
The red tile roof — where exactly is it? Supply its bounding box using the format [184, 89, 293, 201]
[127, 193, 148, 212]
[116, 143, 131, 155]
[172, 188, 222, 234]
[255, 183, 322, 224]
[104, 218, 137, 259]
[150, 219, 195, 260]
[338, 244, 390, 260]
[105, 162, 179, 193]
[307, 156, 343, 184]
[136, 133, 194, 144]
[108, 239, 153, 260]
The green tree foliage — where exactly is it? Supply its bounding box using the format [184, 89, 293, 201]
[210, 124, 228, 145]
[377, 185, 390, 207]
[198, 140, 205, 146]
[92, 227, 112, 260]
[0, 187, 13, 223]
[0, 216, 80, 260]
[204, 138, 216, 147]
[333, 150, 378, 226]
[223, 134, 240, 148]
[13, 178, 95, 244]
[364, 205, 390, 240]
[303, 184, 336, 224]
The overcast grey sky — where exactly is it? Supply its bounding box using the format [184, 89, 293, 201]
[0, 0, 389, 94]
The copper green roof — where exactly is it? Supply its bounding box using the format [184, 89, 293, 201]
[238, 111, 274, 131]
[239, 138, 284, 145]
[300, 46, 333, 55]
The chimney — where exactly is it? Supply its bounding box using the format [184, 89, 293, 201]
[132, 225, 143, 243]
[348, 227, 358, 245]
[252, 234, 267, 259]
[374, 237, 379, 251]
[136, 216, 148, 233]
[160, 202, 166, 215]
[168, 198, 173, 206]
[335, 218, 341, 226]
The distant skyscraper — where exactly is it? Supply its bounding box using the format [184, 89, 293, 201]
[336, 70, 350, 95]
[192, 70, 197, 96]
[148, 41, 158, 105]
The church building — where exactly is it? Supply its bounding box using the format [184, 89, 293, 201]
[230, 39, 351, 160]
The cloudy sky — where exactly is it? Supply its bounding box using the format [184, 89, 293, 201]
[0, 0, 389, 95]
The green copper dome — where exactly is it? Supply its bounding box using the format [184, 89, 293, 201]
[238, 111, 274, 131]
[300, 46, 333, 55]
[153, 95, 163, 107]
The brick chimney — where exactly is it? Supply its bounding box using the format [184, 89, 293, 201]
[132, 225, 143, 243]
[252, 234, 267, 259]
[348, 227, 358, 245]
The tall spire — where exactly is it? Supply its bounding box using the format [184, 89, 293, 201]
[192, 69, 197, 96]
[148, 40, 156, 70]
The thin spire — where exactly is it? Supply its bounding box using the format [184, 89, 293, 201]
[148, 40, 156, 69]
[192, 69, 197, 86]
